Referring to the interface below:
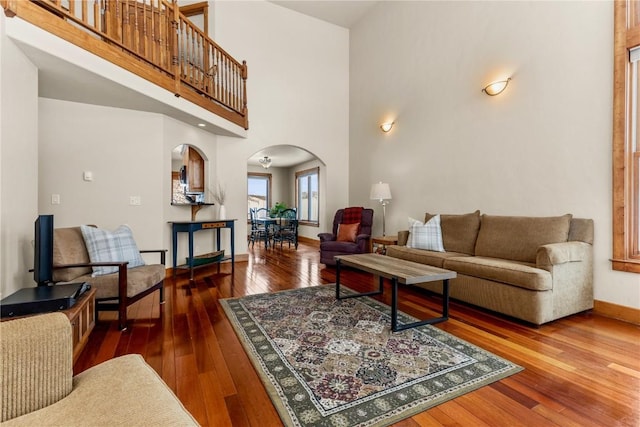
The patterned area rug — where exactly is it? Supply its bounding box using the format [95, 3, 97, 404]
[220, 285, 522, 427]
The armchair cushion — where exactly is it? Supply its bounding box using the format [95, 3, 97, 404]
[80, 225, 146, 276]
[67, 264, 166, 300]
[337, 223, 360, 242]
[52, 227, 92, 282]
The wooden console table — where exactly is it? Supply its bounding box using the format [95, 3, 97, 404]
[169, 219, 236, 281]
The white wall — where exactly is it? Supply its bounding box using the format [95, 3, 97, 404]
[0, 14, 39, 298]
[349, 1, 640, 309]
[213, 0, 350, 248]
[38, 100, 224, 265]
[39, 99, 164, 251]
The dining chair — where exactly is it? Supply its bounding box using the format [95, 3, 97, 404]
[273, 208, 298, 249]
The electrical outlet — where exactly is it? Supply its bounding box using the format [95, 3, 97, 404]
[129, 196, 141, 206]
[51, 194, 61, 205]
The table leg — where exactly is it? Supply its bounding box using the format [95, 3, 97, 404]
[188, 231, 194, 282]
[172, 227, 178, 279]
[336, 262, 385, 300]
[391, 278, 451, 332]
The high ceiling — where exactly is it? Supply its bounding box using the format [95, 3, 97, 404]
[270, 1, 378, 29]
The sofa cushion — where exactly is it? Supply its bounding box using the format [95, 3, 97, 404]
[53, 227, 93, 282]
[474, 214, 572, 263]
[425, 210, 480, 255]
[444, 256, 552, 291]
[407, 216, 445, 252]
[386, 245, 471, 268]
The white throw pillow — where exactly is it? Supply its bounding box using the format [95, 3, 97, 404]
[81, 225, 146, 277]
[407, 215, 445, 252]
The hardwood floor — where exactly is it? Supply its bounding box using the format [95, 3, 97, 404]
[75, 241, 640, 426]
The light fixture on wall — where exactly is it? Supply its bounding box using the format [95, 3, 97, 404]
[482, 78, 512, 96]
[380, 121, 395, 133]
[259, 156, 272, 169]
[370, 182, 392, 236]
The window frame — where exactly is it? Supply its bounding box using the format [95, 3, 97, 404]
[295, 167, 319, 227]
[247, 172, 272, 221]
[612, 0, 640, 273]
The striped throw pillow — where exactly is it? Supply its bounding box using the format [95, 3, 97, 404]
[81, 225, 146, 276]
[407, 215, 445, 252]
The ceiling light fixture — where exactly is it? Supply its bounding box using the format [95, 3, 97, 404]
[259, 156, 272, 169]
[482, 78, 512, 96]
[380, 122, 395, 133]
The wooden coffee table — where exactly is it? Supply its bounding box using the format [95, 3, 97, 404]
[335, 253, 457, 332]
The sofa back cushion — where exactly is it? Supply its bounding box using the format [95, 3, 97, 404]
[475, 214, 572, 263]
[424, 210, 481, 255]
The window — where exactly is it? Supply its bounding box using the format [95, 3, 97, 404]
[612, 0, 640, 272]
[296, 167, 319, 226]
[248, 173, 271, 220]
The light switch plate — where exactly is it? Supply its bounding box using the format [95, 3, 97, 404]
[129, 196, 141, 206]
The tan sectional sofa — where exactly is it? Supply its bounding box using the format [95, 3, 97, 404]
[386, 211, 594, 325]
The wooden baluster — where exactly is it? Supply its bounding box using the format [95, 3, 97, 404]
[151, 0, 157, 65]
[190, 25, 195, 84]
[141, 0, 147, 58]
[81, 0, 86, 24]
[197, 35, 203, 90]
[133, 0, 139, 54]
[94, 0, 100, 33]
[173, 0, 181, 94]
[242, 60, 248, 125]
[68, 0, 74, 16]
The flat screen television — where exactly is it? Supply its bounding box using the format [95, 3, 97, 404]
[33, 214, 54, 286]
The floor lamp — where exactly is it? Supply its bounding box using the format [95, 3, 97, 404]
[370, 182, 392, 236]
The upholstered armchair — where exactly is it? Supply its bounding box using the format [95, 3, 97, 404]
[0, 312, 198, 426]
[52, 226, 166, 330]
[318, 208, 374, 266]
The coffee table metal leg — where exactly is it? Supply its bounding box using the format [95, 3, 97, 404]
[336, 258, 342, 299]
[391, 276, 399, 331]
[391, 279, 451, 332]
[336, 260, 385, 300]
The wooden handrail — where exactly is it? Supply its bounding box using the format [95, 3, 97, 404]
[1, 0, 248, 129]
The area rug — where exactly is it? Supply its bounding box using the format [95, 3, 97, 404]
[220, 285, 522, 427]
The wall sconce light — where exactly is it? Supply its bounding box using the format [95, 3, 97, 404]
[380, 122, 395, 133]
[259, 156, 272, 169]
[482, 78, 512, 96]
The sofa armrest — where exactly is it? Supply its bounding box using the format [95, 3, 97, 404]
[536, 241, 591, 268]
[397, 230, 409, 246]
[318, 233, 335, 243]
[1, 313, 73, 422]
[140, 249, 167, 265]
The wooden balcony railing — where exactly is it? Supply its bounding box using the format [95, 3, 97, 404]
[1, 0, 248, 129]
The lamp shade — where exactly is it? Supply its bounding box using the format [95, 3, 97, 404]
[370, 182, 392, 201]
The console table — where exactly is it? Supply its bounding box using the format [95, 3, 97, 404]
[169, 220, 236, 280]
